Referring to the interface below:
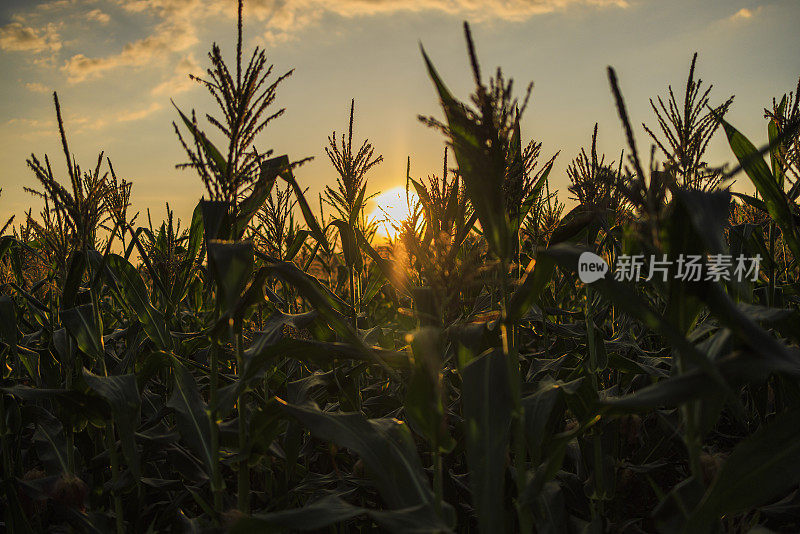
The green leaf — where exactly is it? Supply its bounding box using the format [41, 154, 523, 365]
[82, 370, 141, 479]
[508, 254, 556, 322]
[421, 45, 511, 260]
[284, 229, 311, 261]
[0, 296, 17, 351]
[718, 115, 800, 260]
[261, 261, 399, 376]
[349, 182, 368, 228]
[328, 219, 362, 272]
[62, 304, 104, 365]
[232, 155, 283, 239]
[278, 167, 330, 254]
[542, 244, 731, 395]
[207, 240, 253, 316]
[600, 350, 799, 416]
[217, 336, 408, 416]
[62, 251, 86, 310]
[230, 495, 363, 533]
[231, 494, 452, 534]
[548, 206, 595, 246]
[174, 104, 228, 177]
[166, 358, 214, 475]
[355, 225, 411, 296]
[278, 399, 442, 518]
[653, 477, 705, 534]
[200, 200, 231, 243]
[32, 409, 70, 474]
[461, 348, 512, 533]
[732, 192, 768, 214]
[522, 379, 575, 464]
[405, 328, 455, 453]
[768, 96, 787, 189]
[687, 408, 800, 531]
[172, 202, 204, 302]
[102, 253, 173, 351]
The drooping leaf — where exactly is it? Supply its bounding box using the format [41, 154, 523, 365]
[278, 167, 330, 254]
[207, 240, 253, 316]
[82, 370, 141, 479]
[278, 399, 444, 521]
[166, 358, 214, 474]
[62, 304, 104, 366]
[328, 219, 362, 272]
[232, 155, 284, 239]
[687, 408, 800, 531]
[102, 253, 173, 351]
[174, 104, 228, 177]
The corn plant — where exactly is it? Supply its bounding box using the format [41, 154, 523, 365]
[2, 8, 800, 534]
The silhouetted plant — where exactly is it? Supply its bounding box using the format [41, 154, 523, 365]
[173, 0, 306, 210]
[24, 92, 113, 274]
[642, 53, 734, 190]
[0, 189, 13, 235]
[567, 123, 629, 221]
[253, 182, 300, 261]
[764, 77, 800, 187]
[324, 99, 383, 226]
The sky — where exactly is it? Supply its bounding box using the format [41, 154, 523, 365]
[1, 0, 799, 231]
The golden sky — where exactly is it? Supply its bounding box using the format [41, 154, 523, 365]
[1, 0, 798, 228]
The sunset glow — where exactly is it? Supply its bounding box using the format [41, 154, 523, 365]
[370, 186, 419, 238]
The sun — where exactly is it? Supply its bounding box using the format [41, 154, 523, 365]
[369, 186, 419, 239]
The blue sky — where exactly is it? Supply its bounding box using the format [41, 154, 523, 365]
[1, 0, 798, 227]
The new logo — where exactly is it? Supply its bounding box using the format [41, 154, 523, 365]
[578, 251, 608, 283]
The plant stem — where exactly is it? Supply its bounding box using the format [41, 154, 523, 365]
[676, 349, 702, 481]
[768, 221, 776, 306]
[500, 258, 531, 534]
[236, 328, 250, 513]
[349, 265, 357, 327]
[209, 341, 223, 513]
[433, 446, 443, 516]
[107, 424, 125, 534]
[0, 390, 10, 479]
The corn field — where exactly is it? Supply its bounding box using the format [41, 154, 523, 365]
[2, 6, 800, 533]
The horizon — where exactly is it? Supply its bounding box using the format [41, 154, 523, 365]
[1, 0, 798, 230]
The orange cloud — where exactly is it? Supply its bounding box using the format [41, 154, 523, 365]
[151, 54, 201, 96]
[728, 7, 761, 22]
[0, 22, 62, 53]
[61, 0, 629, 82]
[24, 82, 49, 93]
[86, 9, 112, 24]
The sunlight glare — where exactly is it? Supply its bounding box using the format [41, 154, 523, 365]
[369, 186, 419, 239]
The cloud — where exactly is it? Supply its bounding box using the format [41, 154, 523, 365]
[0, 22, 62, 53]
[5, 116, 53, 139]
[728, 7, 761, 22]
[24, 82, 49, 93]
[86, 9, 111, 24]
[151, 54, 201, 96]
[63, 1, 200, 83]
[6, 117, 48, 128]
[68, 102, 164, 133]
[117, 101, 163, 122]
[62, 28, 197, 82]
[61, 0, 629, 81]
[237, 0, 630, 43]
